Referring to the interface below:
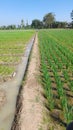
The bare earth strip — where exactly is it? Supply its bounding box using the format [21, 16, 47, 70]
[19, 34, 43, 130]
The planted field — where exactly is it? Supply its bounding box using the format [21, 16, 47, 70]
[46, 29, 73, 52]
[38, 30, 73, 129]
[0, 30, 34, 82]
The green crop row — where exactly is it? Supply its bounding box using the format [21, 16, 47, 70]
[38, 30, 73, 124]
[45, 29, 73, 51]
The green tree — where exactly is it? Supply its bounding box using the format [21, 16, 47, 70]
[52, 21, 67, 28]
[71, 10, 73, 21]
[25, 20, 30, 29]
[71, 10, 73, 28]
[6, 25, 16, 30]
[43, 13, 55, 28]
[31, 19, 43, 29]
[21, 19, 25, 29]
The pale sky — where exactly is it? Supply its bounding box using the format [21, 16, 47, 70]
[0, 0, 73, 25]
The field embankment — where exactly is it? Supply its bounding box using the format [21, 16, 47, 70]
[11, 33, 44, 130]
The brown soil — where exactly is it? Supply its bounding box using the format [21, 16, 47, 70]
[13, 34, 43, 130]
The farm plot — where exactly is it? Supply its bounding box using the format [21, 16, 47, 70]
[46, 29, 73, 52]
[0, 30, 34, 82]
[38, 30, 73, 128]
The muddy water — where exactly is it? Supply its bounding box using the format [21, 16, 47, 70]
[0, 37, 34, 130]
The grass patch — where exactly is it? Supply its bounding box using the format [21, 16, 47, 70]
[0, 30, 35, 80]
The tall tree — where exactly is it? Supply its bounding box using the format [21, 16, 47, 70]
[26, 20, 29, 29]
[71, 10, 73, 28]
[43, 13, 55, 28]
[21, 19, 25, 29]
[71, 10, 73, 21]
[31, 19, 43, 29]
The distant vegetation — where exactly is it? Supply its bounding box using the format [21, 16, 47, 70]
[0, 10, 73, 30]
[71, 10, 73, 28]
[31, 11, 73, 29]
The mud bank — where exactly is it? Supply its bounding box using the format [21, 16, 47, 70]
[11, 33, 43, 130]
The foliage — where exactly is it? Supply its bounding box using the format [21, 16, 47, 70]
[31, 19, 43, 29]
[71, 10, 73, 28]
[52, 21, 67, 28]
[43, 13, 55, 28]
[21, 19, 25, 29]
[38, 29, 73, 124]
[71, 10, 73, 21]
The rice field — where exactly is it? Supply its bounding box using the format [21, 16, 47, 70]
[0, 30, 35, 82]
[38, 29, 73, 129]
[0, 29, 73, 129]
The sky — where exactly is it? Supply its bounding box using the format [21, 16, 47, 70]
[0, 0, 73, 26]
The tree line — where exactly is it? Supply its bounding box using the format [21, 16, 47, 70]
[31, 10, 73, 29]
[0, 20, 30, 30]
[0, 10, 73, 30]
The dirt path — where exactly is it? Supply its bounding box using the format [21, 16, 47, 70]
[19, 33, 43, 130]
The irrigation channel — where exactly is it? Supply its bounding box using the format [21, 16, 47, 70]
[0, 35, 35, 130]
